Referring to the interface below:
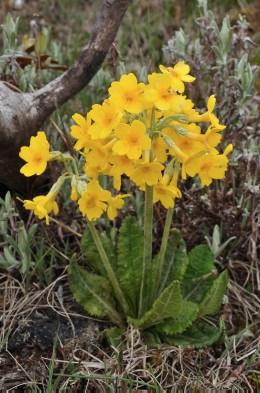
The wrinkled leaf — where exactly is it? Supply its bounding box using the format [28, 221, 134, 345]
[128, 281, 182, 330]
[142, 330, 162, 349]
[199, 270, 228, 316]
[181, 244, 216, 302]
[156, 300, 199, 335]
[81, 225, 117, 276]
[68, 258, 123, 326]
[164, 319, 225, 348]
[185, 244, 215, 279]
[103, 327, 125, 349]
[157, 229, 188, 294]
[116, 216, 143, 316]
[182, 273, 215, 303]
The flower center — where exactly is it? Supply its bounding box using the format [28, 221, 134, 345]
[200, 163, 210, 173]
[160, 89, 170, 100]
[85, 196, 97, 209]
[124, 93, 133, 103]
[33, 154, 43, 164]
[104, 114, 113, 126]
[142, 165, 151, 172]
[180, 140, 192, 150]
[130, 136, 138, 144]
[169, 69, 179, 78]
[156, 187, 166, 195]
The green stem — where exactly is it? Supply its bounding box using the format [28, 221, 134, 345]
[67, 155, 79, 177]
[138, 185, 153, 317]
[60, 155, 72, 175]
[156, 207, 174, 297]
[87, 221, 129, 316]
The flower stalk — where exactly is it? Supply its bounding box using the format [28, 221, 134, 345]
[155, 206, 174, 297]
[138, 184, 154, 317]
[87, 220, 129, 316]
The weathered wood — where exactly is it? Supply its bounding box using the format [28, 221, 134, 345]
[0, 0, 131, 194]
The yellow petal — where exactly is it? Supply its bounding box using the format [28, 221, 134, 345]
[207, 95, 216, 113]
[72, 113, 87, 127]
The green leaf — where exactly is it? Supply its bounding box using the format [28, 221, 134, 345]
[3, 247, 17, 264]
[68, 258, 123, 327]
[103, 327, 125, 349]
[116, 216, 143, 316]
[185, 245, 215, 279]
[142, 330, 162, 349]
[199, 270, 228, 316]
[182, 273, 215, 303]
[205, 224, 236, 258]
[158, 229, 188, 293]
[181, 244, 216, 303]
[164, 319, 225, 348]
[81, 225, 117, 276]
[156, 300, 199, 335]
[128, 281, 182, 330]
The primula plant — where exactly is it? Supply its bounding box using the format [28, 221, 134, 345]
[19, 62, 232, 347]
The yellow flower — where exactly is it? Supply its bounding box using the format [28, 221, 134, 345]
[204, 95, 219, 125]
[70, 113, 92, 150]
[85, 162, 111, 181]
[70, 186, 79, 201]
[153, 182, 182, 208]
[182, 144, 233, 186]
[70, 176, 79, 201]
[19, 131, 50, 177]
[187, 95, 224, 128]
[113, 120, 151, 160]
[107, 194, 130, 220]
[109, 154, 135, 176]
[23, 193, 59, 225]
[159, 62, 196, 93]
[109, 154, 135, 190]
[84, 140, 110, 169]
[162, 97, 199, 117]
[144, 73, 179, 111]
[89, 99, 123, 139]
[204, 125, 224, 150]
[78, 180, 111, 221]
[164, 123, 204, 157]
[152, 135, 168, 162]
[108, 73, 145, 114]
[130, 161, 164, 187]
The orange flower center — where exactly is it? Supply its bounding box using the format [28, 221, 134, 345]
[124, 93, 134, 102]
[180, 140, 192, 150]
[130, 136, 138, 144]
[169, 69, 179, 77]
[85, 196, 97, 209]
[104, 117, 112, 126]
[142, 165, 151, 172]
[200, 162, 211, 172]
[156, 187, 166, 195]
[33, 154, 43, 164]
[159, 89, 171, 100]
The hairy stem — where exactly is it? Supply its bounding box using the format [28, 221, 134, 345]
[156, 207, 174, 297]
[88, 220, 129, 316]
[138, 185, 153, 317]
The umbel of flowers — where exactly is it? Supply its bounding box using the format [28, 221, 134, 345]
[20, 61, 232, 225]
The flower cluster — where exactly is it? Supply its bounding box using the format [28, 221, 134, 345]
[19, 62, 232, 223]
[19, 131, 51, 177]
